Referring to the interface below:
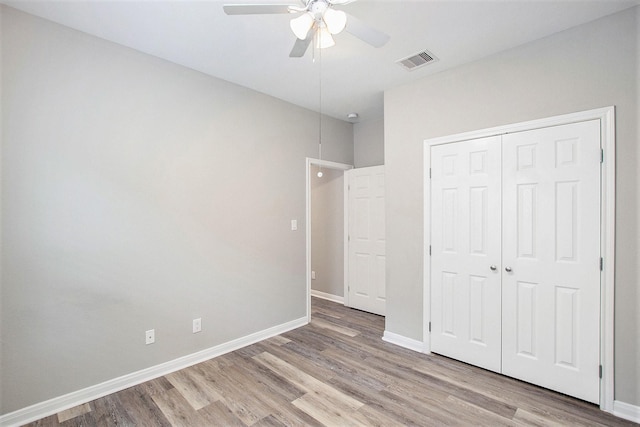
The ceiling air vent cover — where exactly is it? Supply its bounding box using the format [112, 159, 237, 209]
[397, 50, 438, 71]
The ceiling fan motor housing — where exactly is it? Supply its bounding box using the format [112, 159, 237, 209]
[309, 0, 330, 21]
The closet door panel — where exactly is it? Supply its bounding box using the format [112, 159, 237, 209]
[430, 136, 502, 372]
[501, 120, 601, 404]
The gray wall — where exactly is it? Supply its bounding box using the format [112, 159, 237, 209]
[0, 6, 353, 414]
[384, 7, 639, 406]
[354, 118, 384, 167]
[310, 166, 344, 298]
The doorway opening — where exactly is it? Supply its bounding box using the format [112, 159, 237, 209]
[305, 158, 352, 322]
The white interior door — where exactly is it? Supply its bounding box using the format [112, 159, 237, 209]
[430, 136, 502, 372]
[501, 120, 601, 404]
[347, 165, 386, 315]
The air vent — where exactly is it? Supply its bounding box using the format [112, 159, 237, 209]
[397, 50, 438, 71]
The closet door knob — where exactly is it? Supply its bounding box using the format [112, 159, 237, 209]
[490, 265, 497, 271]
[505, 266, 513, 273]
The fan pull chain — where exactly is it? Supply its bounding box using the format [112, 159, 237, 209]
[317, 42, 323, 178]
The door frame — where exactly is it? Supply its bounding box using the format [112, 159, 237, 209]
[305, 157, 353, 322]
[423, 106, 615, 411]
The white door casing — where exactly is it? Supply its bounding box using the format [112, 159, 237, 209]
[501, 120, 601, 404]
[347, 165, 386, 315]
[424, 107, 615, 411]
[430, 136, 503, 372]
[428, 118, 603, 405]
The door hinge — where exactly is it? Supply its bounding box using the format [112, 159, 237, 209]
[428, 321, 431, 332]
[429, 168, 432, 179]
[429, 245, 432, 256]
[599, 365, 603, 379]
[601, 149, 604, 163]
[600, 257, 604, 271]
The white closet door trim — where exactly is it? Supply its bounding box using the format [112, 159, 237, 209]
[423, 106, 615, 413]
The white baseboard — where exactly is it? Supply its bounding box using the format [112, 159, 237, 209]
[382, 330, 427, 353]
[0, 316, 308, 427]
[613, 400, 640, 423]
[310, 289, 344, 304]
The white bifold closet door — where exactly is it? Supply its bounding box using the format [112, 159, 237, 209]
[431, 120, 601, 404]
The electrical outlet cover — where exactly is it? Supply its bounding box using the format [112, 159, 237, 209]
[145, 329, 155, 345]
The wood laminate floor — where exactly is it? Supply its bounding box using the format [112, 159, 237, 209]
[25, 297, 635, 426]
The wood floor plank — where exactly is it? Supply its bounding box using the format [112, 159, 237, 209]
[253, 352, 364, 412]
[150, 388, 209, 427]
[250, 414, 286, 427]
[251, 340, 339, 385]
[135, 376, 175, 397]
[411, 360, 629, 426]
[26, 415, 60, 427]
[116, 385, 173, 427]
[512, 407, 568, 427]
[56, 403, 91, 423]
[291, 392, 368, 426]
[326, 375, 443, 427]
[266, 335, 292, 346]
[310, 304, 343, 320]
[265, 401, 326, 427]
[195, 359, 274, 425]
[221, 351, 306, 403]
[197, 400, 246, 426]
[383, 362, 519, 420]
[445, 395, 515, 426]
[165, 368, 221, 410]
[310, 317, 360, 337]
[89, 393, 137, 427]
[354, 404, 409, 427]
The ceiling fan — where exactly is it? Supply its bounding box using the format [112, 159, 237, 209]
[223, 0, 390, 57]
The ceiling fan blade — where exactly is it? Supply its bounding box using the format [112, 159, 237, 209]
[328, 0, 357, 5]
[289, 37, 312, 57]
[223, 4, 293, 15]
[344, 12, 390, 48]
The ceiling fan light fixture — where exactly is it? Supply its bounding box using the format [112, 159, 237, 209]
[323, 8, 346, 34]
[316, 24, 335, 49]
[290, 12, 314, 39]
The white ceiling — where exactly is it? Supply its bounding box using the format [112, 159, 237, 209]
[5, 0, 639, 122]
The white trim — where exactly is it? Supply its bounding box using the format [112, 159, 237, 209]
[310, 290, 345, 304]
[382, 330, 427, 353]
[613, 400, 640, 424]
[0, 316, 307, 427]
[343, 169, 350, 307]
[424, 107, 615, 146]
[599, 107, 616, 413]
[423, 141, 432, 353]
[423, 107, 615, 411]
[305, 157, 353, 322]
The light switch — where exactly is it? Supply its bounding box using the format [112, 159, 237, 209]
[291, 219, 298, 231]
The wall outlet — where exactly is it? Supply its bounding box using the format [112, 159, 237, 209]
[193, 318, 202, 334]
[311, 271, 316, 280]
[291, 219, 298, 231]
[145, 329, 155, 345]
